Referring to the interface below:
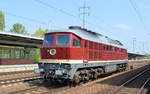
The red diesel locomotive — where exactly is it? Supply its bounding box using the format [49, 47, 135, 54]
[37, 26, 128, 85]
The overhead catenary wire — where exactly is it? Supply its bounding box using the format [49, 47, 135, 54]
[73, 0, 113, 33]
[34, 0, 78, 19]
[129, 0, 150, 33]
[5, 12, 48, 25]
[4, 11, 63, 29]
[129, 0, 150, 54]
[33, 0, 113, 33]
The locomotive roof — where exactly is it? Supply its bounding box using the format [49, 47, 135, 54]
[47, 28, 125, 49]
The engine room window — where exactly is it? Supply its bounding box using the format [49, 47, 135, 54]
[73, 39, 81, 47]
[56, 35, 69, 46]
[43, 35, 54, 46]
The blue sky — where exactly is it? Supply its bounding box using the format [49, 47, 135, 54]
[0, 0, 150, 54]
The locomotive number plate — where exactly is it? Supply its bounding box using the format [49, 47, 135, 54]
[55, 70, 62, 75]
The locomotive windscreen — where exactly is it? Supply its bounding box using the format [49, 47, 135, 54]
[43, 35, 54, 46]
[56, 35, 70, 46]
[43, 34, 70, 46]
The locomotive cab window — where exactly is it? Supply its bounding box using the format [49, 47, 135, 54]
[43, 35, 54, 46]
[56, 35, 70, 46]
[73, 39, 81, 47]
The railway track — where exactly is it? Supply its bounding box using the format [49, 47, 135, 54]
[0, 76, 41, 86]
[1, 62, 150, 94]
[136, 77, 150, 94]
[0, 76, 43, 94]
[0, 71, 36, 80]
[107, 66, 150, 94]
[6, 83, 69, 94]
[59, 64, 150, 94]
[0, 70, 33, 76]
[0, 74, 69, 94]
[14, 63, 144, 94]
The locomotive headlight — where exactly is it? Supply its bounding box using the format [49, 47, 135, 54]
[48, 49, 56, 55]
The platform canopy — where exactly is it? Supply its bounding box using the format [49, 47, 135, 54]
[128, 52, 144, 60]
[0, 31, 43, 48]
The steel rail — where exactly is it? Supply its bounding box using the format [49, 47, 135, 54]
[0, 71, 33, 76]
[6, 86, 38, 94]
[108, 66, 150, 94]
[5, 79, 44, 94]
[136, 77, 150, 94]
[40, 86, 69, 94]
[6, 85, 64, 94]
[0, 76, 41, 86]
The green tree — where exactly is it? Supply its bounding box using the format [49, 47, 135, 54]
[33, 28, 49, 38]
[31, 28, 50, 62]
[144, 54, 150, 59]
[29, 48, 41, 62]
[0, 11, 5, 31]
[9, 23, 28, 35]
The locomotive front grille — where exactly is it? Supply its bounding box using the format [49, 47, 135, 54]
[38, 63, 71, 78]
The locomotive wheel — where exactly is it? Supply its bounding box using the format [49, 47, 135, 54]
[123, 67, 126, 71]
[84, 74, 90, 83]
[119, 68, 122, 72]
[83, 70, 90, 82]
[90, 69, 97, 80]
[97, 68, 103, 74]
[84, 76, 90, 83]
[93, 72, 98, 79]
[124, 66, 127, 71]
[120, 68, 124, 72]
[43, 76, 48, 82]
[72, 71, 81, 86]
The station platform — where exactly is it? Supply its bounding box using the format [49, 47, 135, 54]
[0, 64, 38, 73]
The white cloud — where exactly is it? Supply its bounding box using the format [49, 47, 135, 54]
[113, 24, 130, 30]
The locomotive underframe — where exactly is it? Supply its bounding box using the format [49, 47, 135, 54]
[38, 61, 128, 83]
